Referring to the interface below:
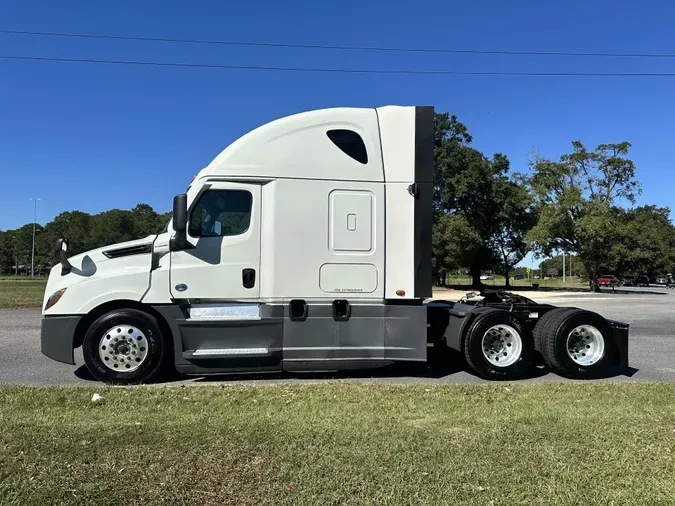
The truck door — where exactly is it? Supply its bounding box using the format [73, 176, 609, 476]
[169, 182, 261, 300]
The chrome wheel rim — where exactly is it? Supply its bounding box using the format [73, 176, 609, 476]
[481, 324, 523, 367]
[98, 325, 149, 372]
[567, 325, 605, 366]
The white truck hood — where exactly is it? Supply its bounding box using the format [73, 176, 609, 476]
[64, 235, 157, 271]
[43, 235, 159, 315]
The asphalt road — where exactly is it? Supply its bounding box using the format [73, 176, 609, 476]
[1, 289, 674, 385]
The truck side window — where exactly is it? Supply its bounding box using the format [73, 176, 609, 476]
[188, 189, 253, 238]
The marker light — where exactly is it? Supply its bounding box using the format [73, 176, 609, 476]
[45, 288, 67, 310]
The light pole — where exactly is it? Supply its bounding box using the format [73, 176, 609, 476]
[29, 197, 40, 277]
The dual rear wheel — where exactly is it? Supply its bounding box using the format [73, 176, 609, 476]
[463, 307, 615, 380]
[533, 307, 614, 379]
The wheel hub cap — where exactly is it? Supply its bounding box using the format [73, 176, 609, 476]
[566, 325, 605, 366]
[114, 342, 131, 355]
[98, 324, 149, 372]
[481, 324, 523, 368]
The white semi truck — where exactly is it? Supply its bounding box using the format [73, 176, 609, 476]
[40, 105, 629, 384]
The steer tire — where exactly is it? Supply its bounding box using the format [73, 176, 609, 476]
[536, 308, 614, 379]
[463, 308, 533, 381]
[82, 309, 166, 385]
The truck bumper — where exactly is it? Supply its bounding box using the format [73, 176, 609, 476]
[608, 320, 629, 367]
[41, 315, 81, 365]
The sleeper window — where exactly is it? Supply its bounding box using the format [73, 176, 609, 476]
[188, 189, 252, 237]
[326, 129, 368, 164]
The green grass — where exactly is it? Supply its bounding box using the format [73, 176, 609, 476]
[0, 279, 47, 309]
[1, 383, 675, 505]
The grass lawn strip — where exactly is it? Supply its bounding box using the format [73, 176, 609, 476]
[1, 382, 674, 505]
[0, 280, 47, 309]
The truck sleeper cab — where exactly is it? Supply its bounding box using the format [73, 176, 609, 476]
[40, 105, 629, 384]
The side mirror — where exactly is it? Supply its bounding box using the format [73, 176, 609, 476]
[54, 238, 72, 275]
[170, 194, 191, 251]
[55, 238, 69, 253]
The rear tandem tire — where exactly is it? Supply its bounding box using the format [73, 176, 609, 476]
[535, 308, 615, 379]
[532, 307, 578, 354]
[82, 308, 166, 385]
[463, 308, 533, 381]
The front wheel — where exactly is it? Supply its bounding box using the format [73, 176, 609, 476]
[463, 309, 533, 380]
[82, 308, 166, 384]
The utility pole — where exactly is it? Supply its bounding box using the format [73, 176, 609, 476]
[29, 197, 40, 277]
[563, 251, 566, 285]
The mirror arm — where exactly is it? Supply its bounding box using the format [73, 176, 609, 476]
[169, 235, 194, 251]
[59, 251, 72, 275]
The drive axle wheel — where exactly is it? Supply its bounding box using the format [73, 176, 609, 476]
[536, 308, 614, 379]
[567, 325, 605, 367]
[464, 309, 533, 380]
[82, 309, 166, 384]
[481, 324, 523, 368]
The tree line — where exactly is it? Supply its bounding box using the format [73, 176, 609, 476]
[0, 205, 170, 275]
[1, 111, 674, 291]
[431, 112, 675, 290]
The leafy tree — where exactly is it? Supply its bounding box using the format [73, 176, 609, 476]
[524, 140, 642, 291]
[433, 112, 473, 215]
[11, 224, 34, 273]
[40, 211, 94, 267]
[432, 214, 483, 285]
[491, 179, 537, 286]
[89, 209, 135, 247]
[131, 204, 166, 238]
[433, 113, 521, 287]
[512, 266, 530, 278]
[0, 230, 17, 274]
[610, 205, 675, 278]
[1, 204, 169, 274]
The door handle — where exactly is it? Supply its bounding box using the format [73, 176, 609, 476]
[242, 268, 256, 289]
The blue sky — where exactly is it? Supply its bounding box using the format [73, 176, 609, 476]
[2, 0, 675, 267]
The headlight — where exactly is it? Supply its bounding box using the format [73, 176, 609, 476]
[45, 288, 67, 310]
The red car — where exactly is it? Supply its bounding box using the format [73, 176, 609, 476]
[597, 275, 620, 287]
